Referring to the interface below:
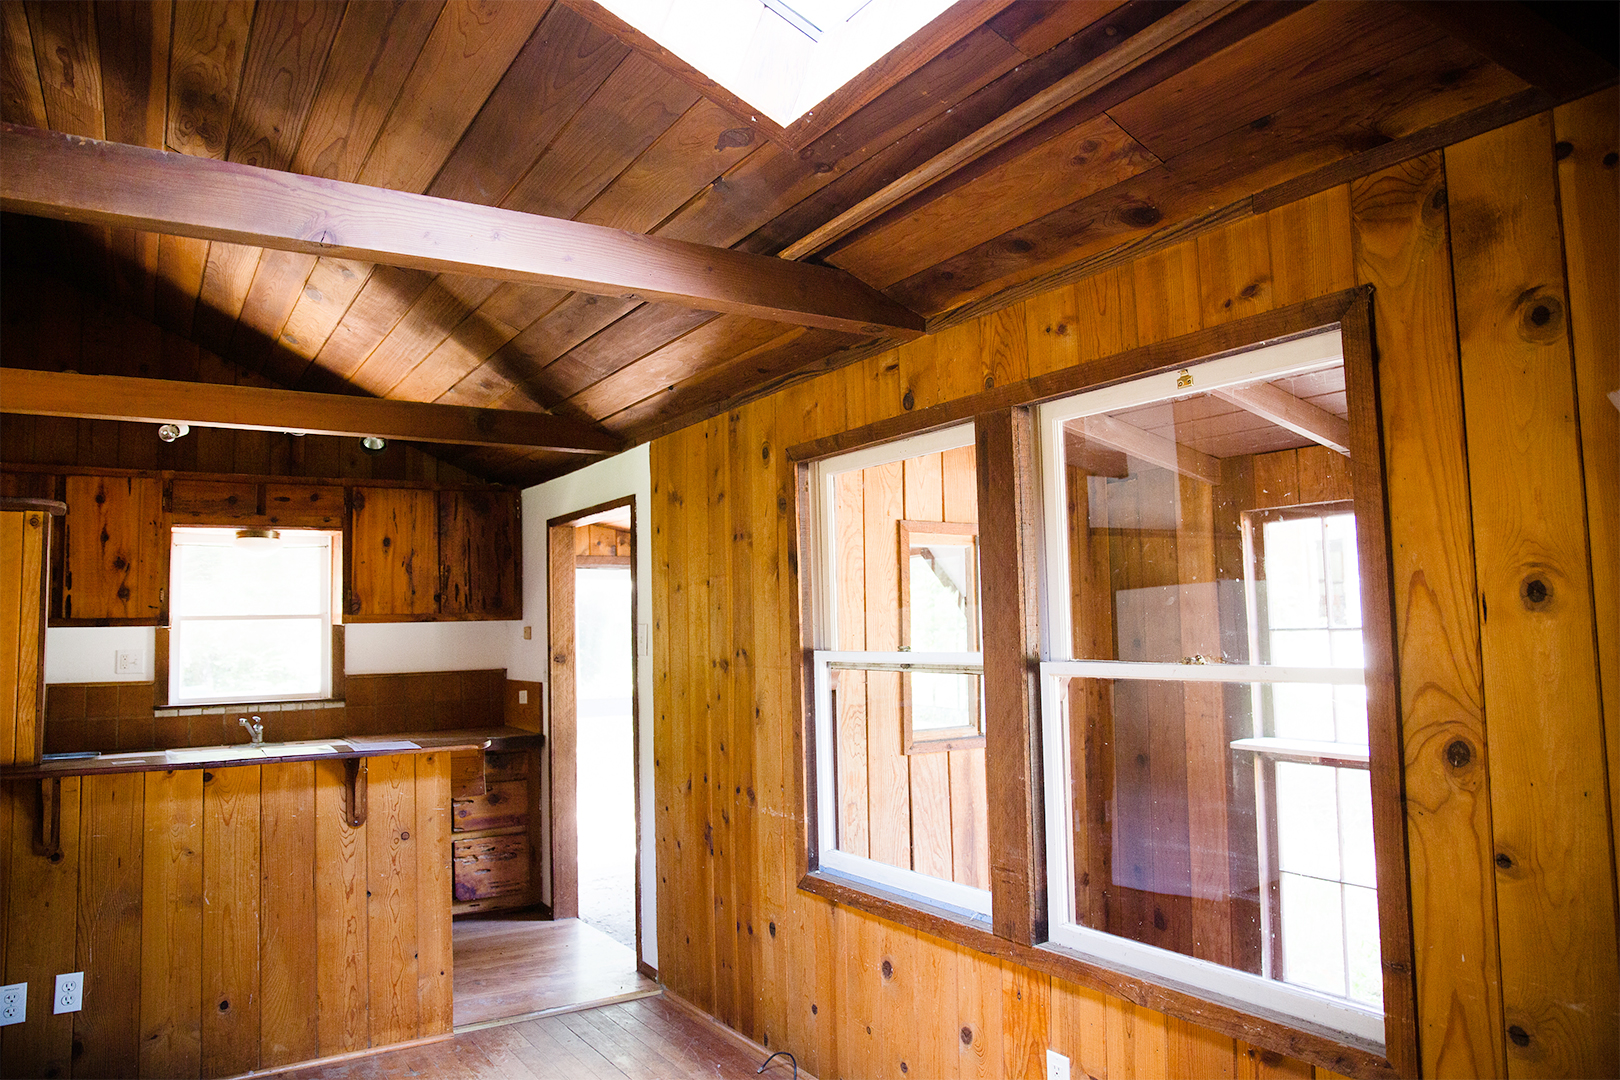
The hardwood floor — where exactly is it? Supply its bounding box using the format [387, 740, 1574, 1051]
[276, 995, 793, 1079]
[453, 915, 658, 1028]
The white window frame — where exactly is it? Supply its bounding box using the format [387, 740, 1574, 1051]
[1032, 330, 1388, 1046]
[808, 422, 991, 920]
[168, 527, 336, 707]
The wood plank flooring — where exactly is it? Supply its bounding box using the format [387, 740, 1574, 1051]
[453, 916, 657, 1028]
[276, 996, 788, 1079]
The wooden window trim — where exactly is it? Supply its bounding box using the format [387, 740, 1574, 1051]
[787, 287, 1418, 1079]
[897, 519, 984, 754]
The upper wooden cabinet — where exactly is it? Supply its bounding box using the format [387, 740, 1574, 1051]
[1, 499, 60, 766]
[348, 487, 519, 621]
[59, 475, 166, 624]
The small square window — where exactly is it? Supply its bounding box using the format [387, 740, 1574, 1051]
[169, 527, 335, 706]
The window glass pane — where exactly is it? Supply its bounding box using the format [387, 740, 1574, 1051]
[1280, 873, 1346, 995]
[908, 671, 979, 732]
[177, 542, 327, 616]
[175, 617, 324, 700]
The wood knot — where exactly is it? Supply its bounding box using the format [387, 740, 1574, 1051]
[1507, 1025, 1530, 1047]
[218, 1000, 229, 1012]
[961, 1026, 974, 1045]
[901, 389, 915, 411]
[1494, 851, 1516, 872]
[768, 921, 776, 937]
[811, 1004, 817, 1015]
[1604, 151, 1618, 168]
[1444, 739, 1473, 769]
[1122, 204, 1162, 228]
[1554, 141, 1574, 161]
[1005, 237, 1035, 254]
[881, 958, 893, 979]
[1516, 291, 1564, 342]
[1520, 576, 1552, 610]
[900, 1063, 908, 1073]
[984, 374, 995, 389]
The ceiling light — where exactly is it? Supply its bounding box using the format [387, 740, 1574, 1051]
[157, 422, 190, 442]
[360, 436, 387, 455]
[234, 527, 282, 549]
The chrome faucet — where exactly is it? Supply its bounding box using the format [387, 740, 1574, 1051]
[238, 716, 265, 746]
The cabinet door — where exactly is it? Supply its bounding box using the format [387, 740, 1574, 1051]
[438, 489, 520, 619]
[60, 475, 165, 623]
[348, 487, 439, 619]
[1, 508, 49, 765]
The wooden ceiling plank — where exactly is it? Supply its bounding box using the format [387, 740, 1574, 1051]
[565, 313, 788, 420]
[155, 234, 210, 337]
[540, 303, 718, 403]
[826, 113, 1159, 288]
[1106, 1, 1442, 163]
[0, 367, 623, 455]
[427, 2, 629, 208]
[1396, 1, 1618, 102]
[0, 2, 47, 128]
[1076, 414, 1222, 485]
[481, 293, 642, 407]
[389, 283, 571, 405]
[225, 0, 345, 171]
[191, 239, 262, 357]
[1211, 383, 1351, 456]
[258, 257, 371, 387]
[987, 0, 1131, 60]
[354, 0, 551, 195]
[306, 266, 437, 384]
[783, 0, 1234, 262]
[97, 1, 173, 324]
[887, 35, 1530, 315]
[230, 250, 320, 376]
[350, 274, 502, 397]
[26, 0, 105, 139]
[1, 125, 925, 337]
[166, 0, 255, 159]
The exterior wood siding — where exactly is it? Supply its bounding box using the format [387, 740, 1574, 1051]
[648, 96, 1618, 1079]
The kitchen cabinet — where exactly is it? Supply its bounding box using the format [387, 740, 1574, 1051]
[348, 487, 520, 621]
[58, 474, 165, 623]
[450, 748, 541, 914]
[1, 498, 60, 766]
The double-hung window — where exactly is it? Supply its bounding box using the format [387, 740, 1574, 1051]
[807, 423, 991, 918]
[169, 527, 335, 706]
[1035, 329, 1390, 1043]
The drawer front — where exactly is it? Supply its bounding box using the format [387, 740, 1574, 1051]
[484, 749, 528, 783]
[452, 835, 530, 900]
[452, 779, 527, 832]
[451, 751, 485, 799]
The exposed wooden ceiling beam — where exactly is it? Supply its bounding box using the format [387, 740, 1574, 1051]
[1076, 415, 1223, 486]
[0, 368, 624, 455]
[1396, 1, 1617, 102]
[0, 124, 925, 339]
[1212, 382, 1351, 456]
[777, 1, 1241, 261]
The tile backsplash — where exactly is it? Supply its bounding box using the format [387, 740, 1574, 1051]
[44, 669, 507, 754]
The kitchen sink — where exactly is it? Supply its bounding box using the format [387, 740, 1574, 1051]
[164, 743, 340, 763]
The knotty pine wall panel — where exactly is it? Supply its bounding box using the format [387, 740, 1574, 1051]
[649, 96, 1618, 1080]
[0, 753, 452, 1079]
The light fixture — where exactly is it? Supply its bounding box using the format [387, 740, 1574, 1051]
[234, 527, 282, 550]
[360, 436, 387, 455]
[157, 422, 190, 442]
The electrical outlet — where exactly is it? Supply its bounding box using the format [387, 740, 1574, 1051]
[1046, 1048, 1071, 1080]
[115, 649, 143, 675]
[54, 972, 83, 1015]
[0, 982, 25, 1026]
[518, 689, 528, 705]
[523, 626, 532, 640]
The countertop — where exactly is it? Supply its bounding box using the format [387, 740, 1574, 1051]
[2, 726, 544, 779]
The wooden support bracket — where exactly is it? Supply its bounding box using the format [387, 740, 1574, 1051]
[34, 777, 62, 858]
[345, 758, 368, 828]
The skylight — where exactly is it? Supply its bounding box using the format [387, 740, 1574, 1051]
[597, 0, 956, 127]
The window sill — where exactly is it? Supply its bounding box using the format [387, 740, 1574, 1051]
[796, 870, 1398, 1080]
[154, 698, 346, 718]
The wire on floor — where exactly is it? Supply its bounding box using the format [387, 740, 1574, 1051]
[758, 1049, 798, 1079]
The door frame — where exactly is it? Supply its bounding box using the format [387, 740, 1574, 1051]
[546, 495, 647, 971]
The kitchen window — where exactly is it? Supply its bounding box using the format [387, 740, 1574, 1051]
[806, 423, 991, 917]
[1035, 330, 1393, 1043]
[168, 527, 335, 706]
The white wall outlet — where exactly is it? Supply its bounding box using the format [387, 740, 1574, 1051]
[523, 625, 533, 640]
[638, 621, 650, 657]
[518, 689, 529, 705]
[0, 982, 25, 1026]
[53, 972, 82, 1014]
[1046, 1048, 1071, 1080]
[115, 649, 143, 675]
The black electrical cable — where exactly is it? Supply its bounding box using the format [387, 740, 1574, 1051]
[758, 1049, 798, 1079]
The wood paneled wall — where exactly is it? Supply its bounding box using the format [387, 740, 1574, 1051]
[0, 753, 453, 1078]
[649, 95, 1618, 1079]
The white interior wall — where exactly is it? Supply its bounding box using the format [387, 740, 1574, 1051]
[517, 443, 657, 973]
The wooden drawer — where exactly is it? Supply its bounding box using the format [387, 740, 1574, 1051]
[452, 835, 530, 900]
[451, 751, 485, 799]
[452, 779, 527, 832]
[484, 749, 527, 783]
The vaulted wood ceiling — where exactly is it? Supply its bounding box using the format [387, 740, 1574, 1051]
[1, 0, 1613, 484]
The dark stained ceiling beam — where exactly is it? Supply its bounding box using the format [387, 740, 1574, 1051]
[1396, 1, 1617, 102]
[0, 124, 926, 339]
[0, 368, 625, 455]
